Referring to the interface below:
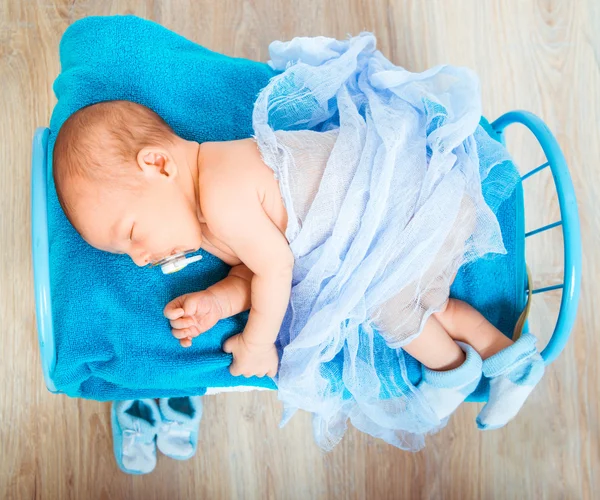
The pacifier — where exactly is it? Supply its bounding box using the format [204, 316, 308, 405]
[153, 251, 203, 274]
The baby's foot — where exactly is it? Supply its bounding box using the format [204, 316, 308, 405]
[418, 342, 482, 422]
[476, 333, 544, 430]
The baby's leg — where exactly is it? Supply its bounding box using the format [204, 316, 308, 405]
[403, 316, 483, 421]
[435, 299, 544, 430]
[433, 299, 513, 359]
[402, 315, 465, 371]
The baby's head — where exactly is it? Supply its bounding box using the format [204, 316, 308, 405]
[53, 101, 203, 266]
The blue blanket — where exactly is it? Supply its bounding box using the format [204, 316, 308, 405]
[47, 15, 525, 401]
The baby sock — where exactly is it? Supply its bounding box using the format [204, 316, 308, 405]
[476, 333, 545, 430]
[418, 342, 483, 421]
[112, 399, 160, 475]
[157, 396, 203, 460]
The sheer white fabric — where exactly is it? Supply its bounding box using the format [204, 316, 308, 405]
[253, 33, 518, 450]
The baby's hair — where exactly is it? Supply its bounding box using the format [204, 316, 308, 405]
[53, 100, 176, 218]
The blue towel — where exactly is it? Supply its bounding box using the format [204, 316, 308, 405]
[47, 16, 525, 402]
[48, 15, 278, 400]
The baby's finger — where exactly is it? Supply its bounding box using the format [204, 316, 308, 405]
[184, 325, 201, 338]
[229, 360, 242, 377]
[169, 317, 196, 330]
[182, 297, 198, 317]
[222, 337, 235, 354]
[164, 304, 185, 321]
[171, 328, 192, 340]
[267, 367, 278, 378]
[180, 337, 192, 348]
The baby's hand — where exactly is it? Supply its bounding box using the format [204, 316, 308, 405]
[164, 291, 224, 348]
[223, 333, 279, 378]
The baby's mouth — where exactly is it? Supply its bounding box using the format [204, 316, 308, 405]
[148, 247, 185, 265]
[151, 249, 183, 267]
[151, 249, 203, 274]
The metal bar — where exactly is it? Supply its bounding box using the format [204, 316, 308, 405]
[525, 221, 563, 238]
[492, 111, 582, 365]
[528, 284, 564, 295]
[521, 161, 550, 181]
[31, 127, 58, 393]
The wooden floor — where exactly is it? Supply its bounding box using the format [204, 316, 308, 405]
[1, 1, 599, 498]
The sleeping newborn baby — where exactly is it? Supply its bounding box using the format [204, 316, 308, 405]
[53, 34, 544, 448]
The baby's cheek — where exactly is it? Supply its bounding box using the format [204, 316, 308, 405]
[173, 214, 202, 250]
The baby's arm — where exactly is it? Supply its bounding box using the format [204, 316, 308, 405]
[164, 264, 253, 347]
[203, 169, 294, 377]
[209, 264, 253, 317]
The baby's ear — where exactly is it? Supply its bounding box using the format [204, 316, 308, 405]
[137, 147, 175, 177]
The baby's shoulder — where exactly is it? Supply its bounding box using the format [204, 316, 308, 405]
[199, 138, 270, 187]
[197, 138, 270, 222]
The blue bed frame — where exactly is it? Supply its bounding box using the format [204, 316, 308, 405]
[31, 110, 582, 398]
